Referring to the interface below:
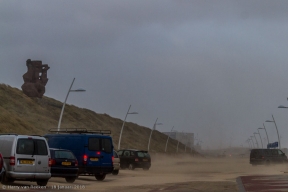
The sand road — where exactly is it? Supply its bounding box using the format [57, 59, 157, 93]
[1, 154, 287, 192]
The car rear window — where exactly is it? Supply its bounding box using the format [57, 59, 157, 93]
[88, 138, 112, 153]
[55, 151, 75, 159]
[17, 139, 48, 155]
[137, 151, 150, 158]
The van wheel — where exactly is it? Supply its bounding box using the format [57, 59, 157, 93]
[36, 179, 48, 186]
[112, 170, 119, 175]
[128, 164, 135, 170]
[95, 174, 106, 181]
[1, 172, 14, 184]
[65, 176, 77, 183]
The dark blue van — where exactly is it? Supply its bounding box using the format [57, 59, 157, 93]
[44, 128, 113, 181]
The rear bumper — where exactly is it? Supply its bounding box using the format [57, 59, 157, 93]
[78, 166, 113, 175]
[133, 162, 151, 168]
[7, 171, 51, 180]
[51, 167, 79, 177]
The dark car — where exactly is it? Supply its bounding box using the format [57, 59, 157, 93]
[49, 148, 79, 183]
[250, 149, 288, 166]
[117, 149, 151, 170]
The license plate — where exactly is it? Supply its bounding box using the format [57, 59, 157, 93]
[62, 162, 71, 166]
[143, 159, 148, 161]
[20, 160, 34, 164]
[90, 158, 98, 161]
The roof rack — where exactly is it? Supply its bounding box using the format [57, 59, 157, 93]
[48, 128, 111, 135]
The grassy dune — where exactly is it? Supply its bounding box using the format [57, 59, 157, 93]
[0, 84, 195, 154]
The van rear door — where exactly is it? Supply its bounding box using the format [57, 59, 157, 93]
[85, 137, 113, 167]
[15, 138, 36, 173]
[34, 139, 49, 173]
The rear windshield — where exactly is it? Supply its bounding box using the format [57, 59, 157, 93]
[54, 151, 75, 159]
[137, 151, 150, 158]
[17, 139, 48, 155]
[88, 138, 112, 153]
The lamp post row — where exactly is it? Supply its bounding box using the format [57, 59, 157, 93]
[58, 79, 193, 153]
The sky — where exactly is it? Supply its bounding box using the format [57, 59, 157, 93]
[1, 0, 288, 149]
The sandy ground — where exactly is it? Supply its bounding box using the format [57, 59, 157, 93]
[1, 154, 288, 192]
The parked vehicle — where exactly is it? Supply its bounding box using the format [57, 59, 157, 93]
[44, 128, 113, 181]
[112, 150, 120, 175]
[0, 153, 3, 181]
[250, 149, 288, 166]
[0, 134, 51, 186]
[49, 148, 79, 183]
[117, 149, 151, 170]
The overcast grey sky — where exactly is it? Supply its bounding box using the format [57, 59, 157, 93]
[2, 0, 288, 149]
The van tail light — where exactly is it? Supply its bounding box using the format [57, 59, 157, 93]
[112, 156, 114, 162]
[83, 155, 88, 165]
[135, 158, 139, 162]
[75, 160, 78, 167]
[96, 151, 101, 155]
[49, 158, 56, 166]
[261, 156, 265, 159]
[9, 156, 15, 166]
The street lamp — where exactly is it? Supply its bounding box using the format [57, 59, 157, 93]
[147, 118, 162, 152]
[265, 114, 281, 149]
[258, 123, 269, 147]
[58, 78, 85, 131]
[184, 133, 188, 152]
[176, 131, 183, 153]
[254, 132, 263, 148]
[118, 105, 138, 150]
[246, 139, 251, 148]
[252, 133, 259, 148]
[250, 136, 256, 148]
[164, 126, 174, 152]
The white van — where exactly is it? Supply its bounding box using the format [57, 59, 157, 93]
[0, 134, 51, 186]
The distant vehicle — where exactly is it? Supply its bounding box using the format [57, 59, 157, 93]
[112, 150, 120, 175]
[0, 153, 3, 180]
[49, 148, 79, 183]
[0, 134, 51, 186]
[117, 149, 151, 170]
[44, 128, 114, 181]
[250, 149, 288, 166]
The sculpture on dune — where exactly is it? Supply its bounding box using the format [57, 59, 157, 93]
[21, 59, 50, 98]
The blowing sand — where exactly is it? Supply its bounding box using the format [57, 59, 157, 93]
[3, 154, 288, 192]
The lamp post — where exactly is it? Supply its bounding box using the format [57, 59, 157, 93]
[58, 78, 85, 131]
[164, 126, 174, 152]
[184, 133, 187, 152]
[253, 133, 259, 148]
[258, 123, 269, 148]
[265, 115, 281, 149]
[176, 131, 183, 153]
[254, 132, 263, 148]
[118, 105, 138, 150]
[147, 118, 162, 152]
[250, 136, 256, 148]
[246, 139, 251, 148]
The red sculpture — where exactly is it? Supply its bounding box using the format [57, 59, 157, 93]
[21, 59, 50, 98]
